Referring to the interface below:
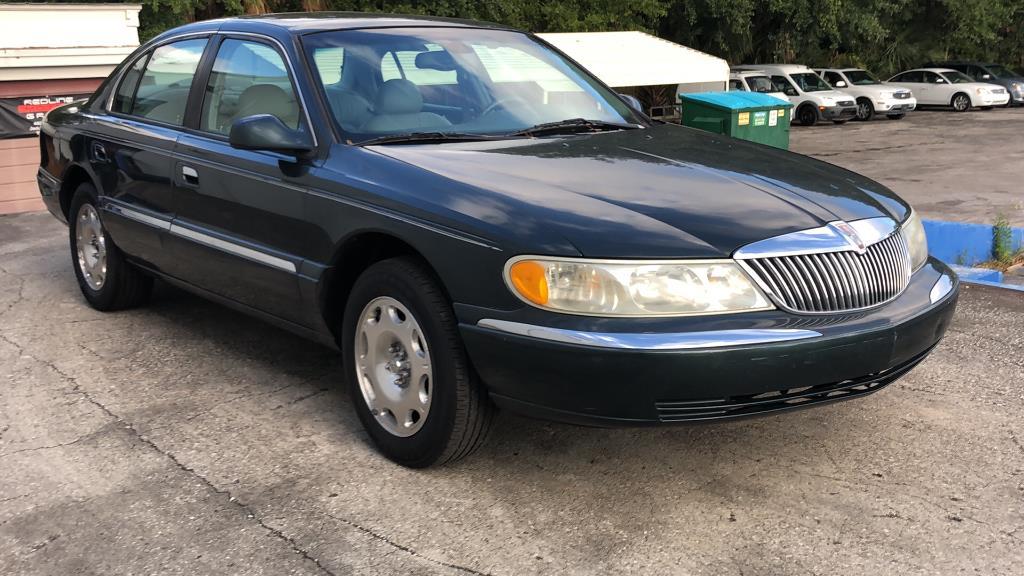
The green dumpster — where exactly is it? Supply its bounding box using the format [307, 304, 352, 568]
[679, 91, 794, 149]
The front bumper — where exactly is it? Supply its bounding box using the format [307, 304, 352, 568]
[820, 105, 858, 121]
[979, 93, 1011, 106]
[877, 98, 917, 114]
[459, 258, 958, 426]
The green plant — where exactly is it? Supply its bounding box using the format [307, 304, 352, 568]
[993, 215, 1014, 265]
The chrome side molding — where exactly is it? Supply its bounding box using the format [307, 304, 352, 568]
[476, 319, 821, 350]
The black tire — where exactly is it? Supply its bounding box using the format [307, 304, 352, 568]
[69, 184, 153, 311]
[855, 98, 874, 121]
[797, 105, 818, 126]
[832, 119, 849, 124]
[887, 113, 906, 120]
[341, 256, 494, 467]
[951, 93, 971, 112]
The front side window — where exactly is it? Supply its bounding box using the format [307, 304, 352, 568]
[302, 27, 640, 142]
[200, 39, 301, 135]
[771, 76, 798, 96]
[844, 70, 880, 85]
[130, 38, 207, 125]
[729, 79, 746, 91]
[822, 71, 845, 86]
[789, 73, 830, 92]
[943, 71, 975, 84]
[893, 71, 923, 83]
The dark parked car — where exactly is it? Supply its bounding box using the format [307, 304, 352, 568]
[37, 13, 958, 467]
[927, 61, 1024, 106]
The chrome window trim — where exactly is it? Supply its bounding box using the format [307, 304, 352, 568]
[476, 319, 821, 350]
[733, 217, 898, 260]
[103, 30, 318, 148]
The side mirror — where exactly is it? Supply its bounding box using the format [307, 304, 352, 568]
[834, 80, 848, 88]
[617, 93, 644, 113]
[935, 78, 946, 84]
[229, 114, 314, 157]
[981, 73, 992, 80]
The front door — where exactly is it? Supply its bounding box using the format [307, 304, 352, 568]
[167, 35, 318, 326]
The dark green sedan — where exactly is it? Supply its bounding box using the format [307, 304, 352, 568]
[36, 13, 958, 467]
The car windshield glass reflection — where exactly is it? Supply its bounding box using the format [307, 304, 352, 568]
[845, 70, 880, 85]
[302, 28, 641, 143]
[790, 73, 831, 92]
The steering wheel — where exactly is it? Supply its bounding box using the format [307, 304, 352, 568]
[480, 96, 530, 117]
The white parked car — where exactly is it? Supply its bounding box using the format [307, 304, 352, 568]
[734, 64, 857, 126]
[886, 68, 1010, 111]
[816, 68, 916, 121]
[728, 70, 789, 103]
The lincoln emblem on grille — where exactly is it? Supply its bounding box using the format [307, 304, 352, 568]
[831, 221, 867, 254]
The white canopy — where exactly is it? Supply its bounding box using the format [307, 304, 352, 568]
[537, 31, 728, 89]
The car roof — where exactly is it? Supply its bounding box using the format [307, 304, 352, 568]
[899, 68, 959, 74]
[817, 68, 865, 72]
[735, 64, 813, 72]
[730, 70, 770, 76]
[929, 61, 996, 66]
[151, 11, 515, 41]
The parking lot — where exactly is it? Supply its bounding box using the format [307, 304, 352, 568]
[2, 108, 1024, 576]
[791, 107, 1024, 227]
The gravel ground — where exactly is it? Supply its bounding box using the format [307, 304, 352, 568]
[1, 211, 1022, 575]
[790, 107, 1024, 227]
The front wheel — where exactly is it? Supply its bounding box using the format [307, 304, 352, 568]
[952, 93, 971, 112]
[69, 185, 152, 311]
[341, 257, 494, 467]
[855, 98, 874, 121]
[797, 105, 818, 126]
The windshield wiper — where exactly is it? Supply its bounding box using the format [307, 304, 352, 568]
[508, 118, 640, 137]
[355, 132, 509, 146]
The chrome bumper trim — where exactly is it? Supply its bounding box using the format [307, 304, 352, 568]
[476, 319, 821, 350]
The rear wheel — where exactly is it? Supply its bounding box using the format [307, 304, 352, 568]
[855, 98, 874, 121]
[342, 257, 494, 467]
[952, 93, 971, 112]
[69, 184, 152, 311]
[797, 105, 818, 126]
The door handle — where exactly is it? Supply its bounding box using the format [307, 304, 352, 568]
[181, 165, 199, 186]
[91, 142, 108, 163]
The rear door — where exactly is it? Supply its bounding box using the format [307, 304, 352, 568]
[167, 34, 319, 325]
[89, 37, 208, 268]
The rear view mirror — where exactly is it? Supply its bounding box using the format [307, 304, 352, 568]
[229, 114, 314, 157]
[617, 93, 644, 113]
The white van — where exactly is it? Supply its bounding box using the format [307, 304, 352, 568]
[728, 70, 789, 103]
[734, 64, 857, 126]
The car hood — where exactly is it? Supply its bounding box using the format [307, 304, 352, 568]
[367, 124, 910, 258]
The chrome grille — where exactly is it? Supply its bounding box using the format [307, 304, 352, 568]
[991, 88, 1006, 94]
[744, 231, 912, 313]
[894, 92, 911, 99]
[837, 100, 855, 106]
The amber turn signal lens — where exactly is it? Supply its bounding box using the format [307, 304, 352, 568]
[508, 260, 549, 305]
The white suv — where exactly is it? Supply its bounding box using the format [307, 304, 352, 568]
[816, 68, 916, 121]
[734, 64, 857, 126]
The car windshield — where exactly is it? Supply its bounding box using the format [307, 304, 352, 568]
[790, 72, 831, 92]
[943, 71, 975, 84]
[746, 75, 776, 93]
[844, 70, 880, 85]
[987, 64, 1018, 78]
[302, 27, 642, 143]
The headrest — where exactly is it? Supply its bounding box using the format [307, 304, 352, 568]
[237, 84, 294, 120]
[375, 79, 423, 115]
[415, 50, 456, 71]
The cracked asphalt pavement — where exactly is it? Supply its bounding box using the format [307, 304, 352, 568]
[2, 211, 1023, 575]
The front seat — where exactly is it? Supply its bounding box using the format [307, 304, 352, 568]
[233, 84, 299, 128]
[361, 79, 451, 133]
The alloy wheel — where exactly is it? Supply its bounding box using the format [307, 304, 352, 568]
[75, 203, 107, 290]
[355, 296, 433, 437]
[953, 94, 970, 112]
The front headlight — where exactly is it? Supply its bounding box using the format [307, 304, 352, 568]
[902, 210, 928, 271]
[505, 258, 772, 316]
[976, 87, 990, 95]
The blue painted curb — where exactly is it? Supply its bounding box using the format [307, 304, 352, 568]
[924, 219, 1023, 266]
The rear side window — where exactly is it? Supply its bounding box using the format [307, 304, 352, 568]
[130, 38, 208, 125]
[112, 54, 150, 114]
[199, 39, 300, 135]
